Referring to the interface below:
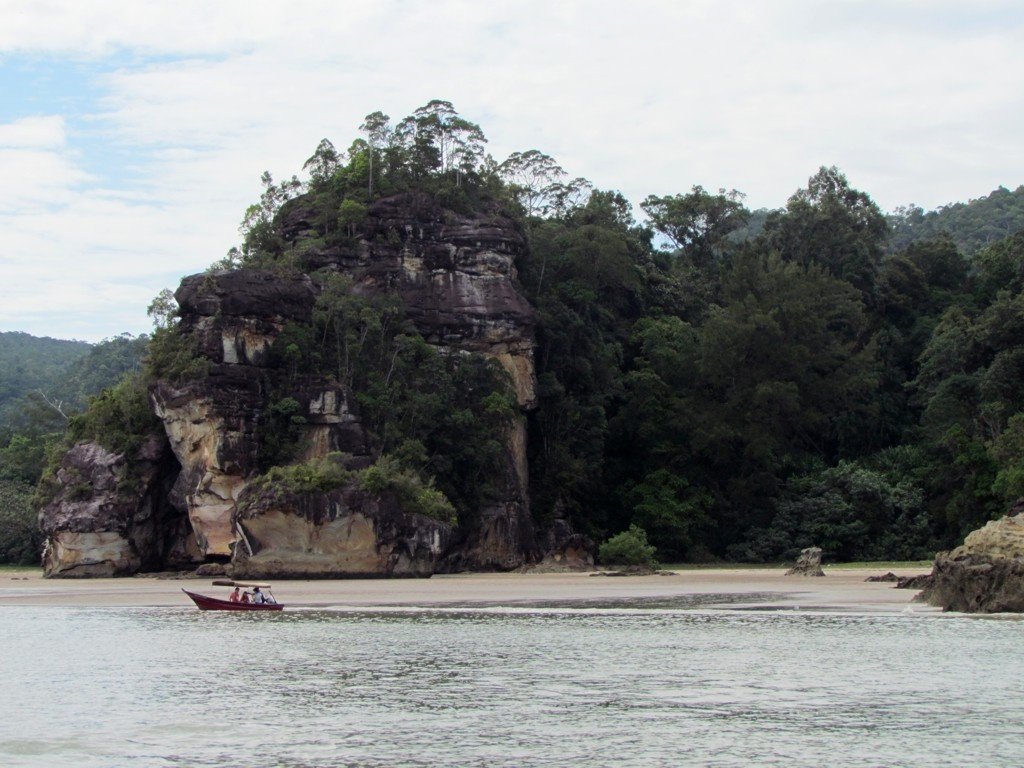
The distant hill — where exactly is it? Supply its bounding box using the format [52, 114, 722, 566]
[0, 333, 91, 426]
[888, 185, 1024, 255]
[0, 331, 148, 431]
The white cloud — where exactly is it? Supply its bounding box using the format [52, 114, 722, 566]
[0, 115, 67, 148]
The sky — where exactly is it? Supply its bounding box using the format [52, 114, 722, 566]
[1, 0, 1022, 342]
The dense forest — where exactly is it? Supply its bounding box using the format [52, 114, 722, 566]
[5, 101, 1024, 566]
[0, 333, 147, 562]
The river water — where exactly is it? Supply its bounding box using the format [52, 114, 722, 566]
[1, 600, 1021, 767]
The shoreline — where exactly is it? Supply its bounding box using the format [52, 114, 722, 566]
[0, 566, 939, 614]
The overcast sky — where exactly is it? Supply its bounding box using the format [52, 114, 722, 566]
[1, 0, 1022, 341]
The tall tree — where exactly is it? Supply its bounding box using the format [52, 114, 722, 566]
[641, 186, 749, 268]
[760, 166, 888, 297]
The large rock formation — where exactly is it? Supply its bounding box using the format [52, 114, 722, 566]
[923, 502, 1024, 612]
[253, 191, 539, 572]
[41, 191, 547, 578]
[39, 437, 199, 576]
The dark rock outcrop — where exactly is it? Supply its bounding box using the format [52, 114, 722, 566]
[922, 503, 1024, 612]
[896, 573, 934, 590]
[39, 436, 199, 577]
[785, 547, 825, 577]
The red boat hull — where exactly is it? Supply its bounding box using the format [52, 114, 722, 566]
[182, 589, 284, 611]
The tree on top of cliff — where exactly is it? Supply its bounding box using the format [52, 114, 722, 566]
[497, 150, 592, 219]
[234, 101, 521, 269]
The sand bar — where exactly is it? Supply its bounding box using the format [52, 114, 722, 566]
[0, 567, 938, 614]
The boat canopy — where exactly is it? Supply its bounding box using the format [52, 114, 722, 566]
[211, 579, 273, 589]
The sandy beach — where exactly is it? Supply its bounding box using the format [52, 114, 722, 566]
[0, 566, 937, 614]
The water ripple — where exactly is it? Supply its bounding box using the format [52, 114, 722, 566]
[0, 605, 1022, 767]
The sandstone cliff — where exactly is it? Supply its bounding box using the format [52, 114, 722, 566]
[41, 191, 548, 577]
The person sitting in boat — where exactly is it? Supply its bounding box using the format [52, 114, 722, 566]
[240, 590, 251, 604]
[251, 587, 266, 604]
[229, 587, 241, 603]
[263, 591, 277, 605]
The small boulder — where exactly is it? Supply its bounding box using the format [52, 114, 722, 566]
[195, 562, 229, 577]
[785, 547, 825, 577]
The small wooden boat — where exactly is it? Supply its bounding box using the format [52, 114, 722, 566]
[182, 581, 284, 611]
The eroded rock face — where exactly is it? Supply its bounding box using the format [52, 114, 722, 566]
[281, 192, 538, 410]
[151, 271, 319, 556]
[39, 437, 199, 577]
[277, 191, 540, 570]
[923, 503, 1024, 612]
[232, 485, 450, 578]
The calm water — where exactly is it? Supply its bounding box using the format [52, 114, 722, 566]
[1, 600, 1022, 767]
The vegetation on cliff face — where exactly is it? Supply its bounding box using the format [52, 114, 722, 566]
[10, 100, 1024, 566]
[244, 453, 457, 525]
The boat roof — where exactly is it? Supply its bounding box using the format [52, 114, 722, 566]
[211, 579, 272, 589]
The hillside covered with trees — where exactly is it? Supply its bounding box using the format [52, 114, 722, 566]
[8, 101, 1024, 566]
[0, 333, 148, 563]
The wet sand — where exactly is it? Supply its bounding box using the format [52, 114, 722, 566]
[0, 566, 936, 614]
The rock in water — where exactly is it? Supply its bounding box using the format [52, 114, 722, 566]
[786, 547, 825, 577]
[923, 503, 1024, 612]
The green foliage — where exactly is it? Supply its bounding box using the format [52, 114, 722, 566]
[337, 198, 368, 236]
[304, 274, 515, 523]
[733, 462, 930, 562]
[0, 478, 40, 565]
[991, 412, 1024, 503]
[641, 186, 748, 268]
[235, 101, 515, 269]
[519, 191, 654, 527]
[620, 470, 710, 561]
[359, 455, 456, 524]
[66, 373, 162, 457]
[760, 166, 888, 297]
[0, 433, 47, 485]
[144, 326, 209, 384]
[168, 104, 1024, 564]
[255, 397, 307, 472]
[0, 331, 147, 434]
[0, 332, 90, 427]
[251, 453, 353, 496]
[598, 524, 658, 567]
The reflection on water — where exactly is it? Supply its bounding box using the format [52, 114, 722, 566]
[1, 602, 1022, 767]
